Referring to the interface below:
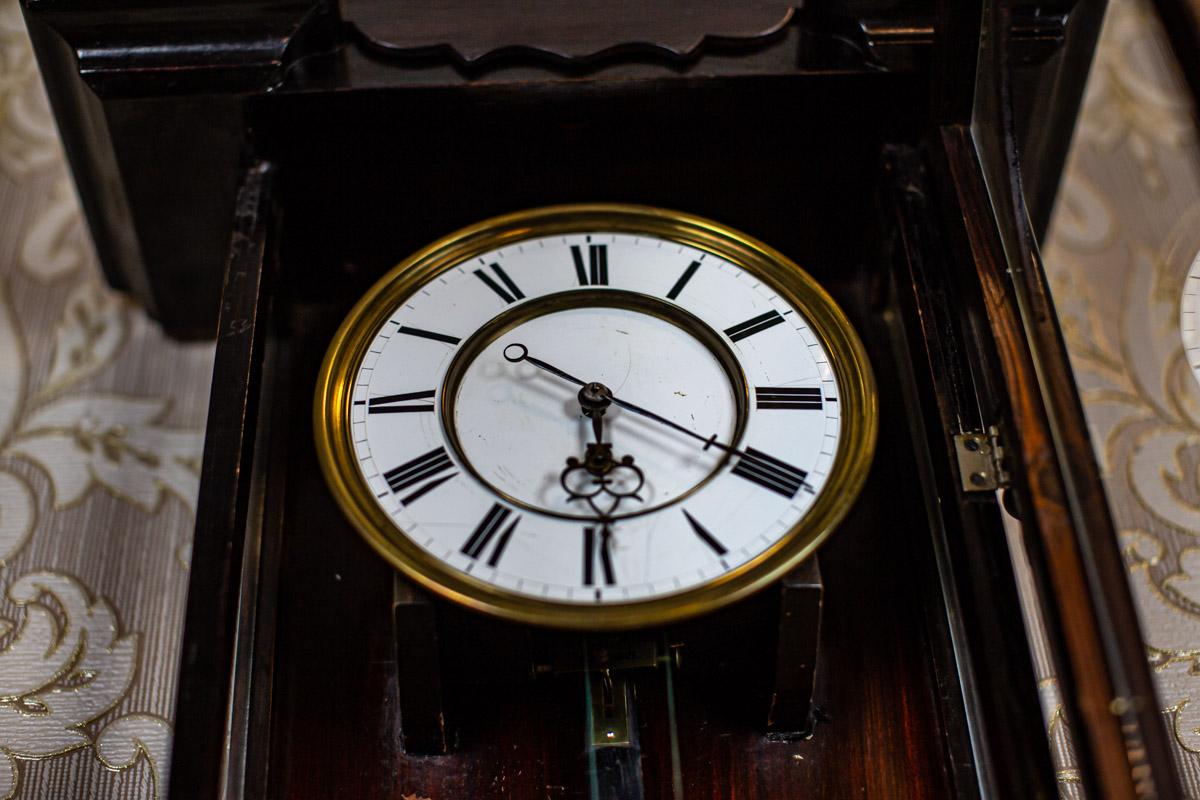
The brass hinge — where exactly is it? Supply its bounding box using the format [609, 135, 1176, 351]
[954, 426, 1009, 492]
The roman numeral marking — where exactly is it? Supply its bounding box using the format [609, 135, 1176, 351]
[473, 263, 525, 304]
[583, 527, 616, 586]
[368, 389, 436, 414]
[384, 447, 457, 505]
[461, 503, 520, 567]
[755, 386, 823, 410]
[682, 510, 727, 556]
[666, 260, 701, 300]
[724, 310, 786, 342]
[571, 244, 609, 286]
[732, 447, 808, 499]
[397, 326, 461, 346]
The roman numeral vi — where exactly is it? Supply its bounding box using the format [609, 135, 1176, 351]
[583, 527, 616, 586]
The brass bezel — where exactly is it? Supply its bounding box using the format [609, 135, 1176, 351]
[314, 203, 878, 630]
[438, 288, 749, 520]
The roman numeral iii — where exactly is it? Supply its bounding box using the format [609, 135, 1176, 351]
[571, 244, 609, 286]
[731, 447, 809, 499]
[384, 447, 457, 505]
[462, 503, 520, 567]
[756, 386, 823, 410]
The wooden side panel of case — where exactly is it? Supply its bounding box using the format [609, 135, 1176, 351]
[170, 162, 275, 800]
[949, 3, 1181, 788]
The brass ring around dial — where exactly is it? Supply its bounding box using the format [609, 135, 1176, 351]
[438, 288, 750, 521]
[314, 203, 878, 630]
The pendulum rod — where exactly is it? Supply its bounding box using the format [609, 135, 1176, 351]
[663, 646, 685, 799]
[582, 645, 645, 800]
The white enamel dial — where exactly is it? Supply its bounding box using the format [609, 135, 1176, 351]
[316, 206, 876, 629]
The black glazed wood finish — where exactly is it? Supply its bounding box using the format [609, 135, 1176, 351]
[345, 1, 796, 63]
[23, 0, 1096, 338]
[264, 372, 957, 798]
[167, 70, 1055, 798]
[172, 163, 274, 798]
[393, 559, 824, 755]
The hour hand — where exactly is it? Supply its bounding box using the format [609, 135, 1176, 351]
[577, 381, 613, 445]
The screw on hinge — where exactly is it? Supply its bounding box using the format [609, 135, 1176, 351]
[954, 427, 1008, 493]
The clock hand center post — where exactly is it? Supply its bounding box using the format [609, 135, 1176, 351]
[505, 344, 647, 537]
[504, 342, 619, 473]
[578, 381, 613, 447]
[504, 341, 815, 503]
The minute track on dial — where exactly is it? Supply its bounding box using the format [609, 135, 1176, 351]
[315, 204, 877, 628]
[502, 342, 814, 498]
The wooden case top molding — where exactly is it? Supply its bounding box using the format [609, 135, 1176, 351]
[20, 0, 1084, 340]
[20, 0, 325, 95]
[343, 1, 796, 64]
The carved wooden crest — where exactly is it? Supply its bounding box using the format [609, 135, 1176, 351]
[342, 1, 796, 63]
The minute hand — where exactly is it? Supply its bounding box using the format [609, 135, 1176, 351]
[503, 342, 738, 457]
[600, 389, 816, 498]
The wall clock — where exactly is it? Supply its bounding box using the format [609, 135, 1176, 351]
[314, 203, 876, 629]
[47, 0, 1158, 790]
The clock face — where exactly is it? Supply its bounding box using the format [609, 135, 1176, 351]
[315, 205, 876, 629]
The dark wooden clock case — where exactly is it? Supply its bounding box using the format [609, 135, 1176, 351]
[22, 1, 1185, 798]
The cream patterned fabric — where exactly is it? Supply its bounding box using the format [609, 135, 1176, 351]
[0, 0, 1195, 796]
[1043, 0, 1200, 796]
[0, 0, 213, 796]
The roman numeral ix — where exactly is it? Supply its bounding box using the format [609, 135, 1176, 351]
[724, 310, 786, 342]
[473, 263, 525, 304]
[583, 526, 616, 586]
[732, 447, 809, 499]
[572, 244, 609, 286]
[364, 389, 436, 414]
[384, 447, 457, 505]
[462, 503, 520, 567]
[755, 386, 823, 410]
